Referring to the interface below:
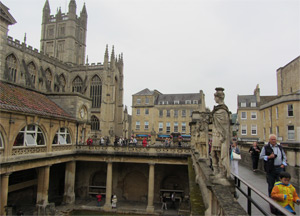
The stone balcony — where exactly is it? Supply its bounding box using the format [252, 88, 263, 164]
[0, 144, 191, 174]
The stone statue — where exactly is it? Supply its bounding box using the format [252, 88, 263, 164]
[150, 127, 156, 145]
[197, 112, 210, 158]
[109, 127, 114, 141]
[211, 87, 231, 179]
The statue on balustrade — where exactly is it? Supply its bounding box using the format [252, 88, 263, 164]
[211, 87, 231, 179]
[197, 112, 210, 158]
[109, 127, 114, 144]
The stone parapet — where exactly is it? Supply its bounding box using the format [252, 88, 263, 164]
[191, 151, 247, 216]
[0, 146, 190, 175]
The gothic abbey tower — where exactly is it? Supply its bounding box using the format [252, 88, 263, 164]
[1, 0, 125, 141]
[40, 0, 87, 65]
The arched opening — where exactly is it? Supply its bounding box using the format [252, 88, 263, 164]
[52, 127, 71, 145]
[6, 54, 18, 82]
[89, 171, 106, 197]
[72, 76, 83, 93]
[14, 125, 46, 146]
[90, 75, 102, 108]
[91, 115, 100, 131]
[123, 171, 147, 201]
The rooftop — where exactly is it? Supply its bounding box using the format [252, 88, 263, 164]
[0, 81, 73, 119]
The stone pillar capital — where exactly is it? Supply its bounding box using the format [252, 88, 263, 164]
[3, 172, 12, 177]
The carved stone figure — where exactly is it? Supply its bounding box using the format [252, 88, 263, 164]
[211, 87, 231, 179]
[109, 127, 114, 142]
[197, 112, 210, 158]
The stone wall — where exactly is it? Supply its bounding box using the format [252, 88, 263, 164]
[191, 153, 247, 215]
[75, 161, 189, 203]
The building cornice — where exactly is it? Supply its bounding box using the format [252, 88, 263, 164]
[260, 94, 300, 110]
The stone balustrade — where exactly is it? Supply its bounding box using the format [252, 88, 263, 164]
[52, 144, 75, 152]
[0, 144, 191, 166]
[190, 150, 247, 215]
[76, 144, 191, 156]
[12, 146, 47, 156]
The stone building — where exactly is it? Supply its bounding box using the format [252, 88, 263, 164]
[132, 88, 206, 141]
[0, 2, 192, 215]
[237, 56, 300, 143]
[1, 0, 125, 141]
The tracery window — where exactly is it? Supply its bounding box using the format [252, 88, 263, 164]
[90, 75, 102, 108]
[14, 125, 45, 146]
[72, 76, 83, 93]
[6, 54, 18, 82]
[52, 128, 71, 145]
[91, 115, 100, 131]
[27, 62, 36, 85]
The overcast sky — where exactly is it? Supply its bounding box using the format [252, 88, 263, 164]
[3, 0, 300, 114]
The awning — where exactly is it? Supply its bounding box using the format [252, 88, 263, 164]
[136, 134, 148, 137]
[158, 135, 171, 138]
[181, 135, 191, 138]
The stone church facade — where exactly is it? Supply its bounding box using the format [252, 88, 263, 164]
[0, 0, 125, 143]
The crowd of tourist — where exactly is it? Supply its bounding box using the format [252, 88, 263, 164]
[83, 136, 186, 148]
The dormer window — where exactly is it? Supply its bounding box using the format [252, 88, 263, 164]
[193, 100, 198, 104]
[241, 102, 246, 107]
[174, 100, 179, 104]
[250, 102, 256, 107]
[185, 100, 191, 104]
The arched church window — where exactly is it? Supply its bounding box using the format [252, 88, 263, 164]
[27, 62, 36, 85]
[90, 75, 102, 108]
[45, 69, 52, 88]
[91, 115, 100, 131]
[14, 125, 45, 146]
[72, 76, 83, 93]
[52, 127, 71, 145]
[6, 54, 18, 82]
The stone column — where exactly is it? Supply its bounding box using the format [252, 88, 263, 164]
[146, 163, 155, 212]
[104, 162, 113, 210]
[0, 173, 10, 216]
[63, 161, 76, 204]
[36, 166, 50, 205]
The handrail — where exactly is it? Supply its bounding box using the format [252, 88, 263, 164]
[231, 172, 293, 216]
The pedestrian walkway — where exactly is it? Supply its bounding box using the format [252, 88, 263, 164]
[236, 164, 300, 215]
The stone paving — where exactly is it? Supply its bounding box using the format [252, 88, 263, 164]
[236, 163, 300, 215]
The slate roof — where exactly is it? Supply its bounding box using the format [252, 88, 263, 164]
[259, 96, 279, 106]
[156, 93, 200, 105]
[0, 81, 73, 119]
[133, 88, 154, 96]
[237, 95, 256, 104]
[237, 95, 278, 107]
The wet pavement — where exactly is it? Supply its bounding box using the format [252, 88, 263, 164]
[236, 163, 300, 215]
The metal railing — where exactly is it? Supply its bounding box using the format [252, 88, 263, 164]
[232, 173, 293, 216]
